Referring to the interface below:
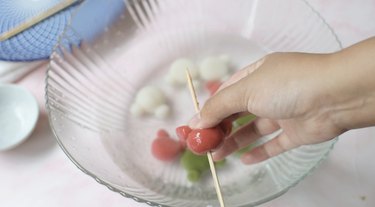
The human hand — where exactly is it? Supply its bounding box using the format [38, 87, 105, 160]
[188, 44, 375, 164]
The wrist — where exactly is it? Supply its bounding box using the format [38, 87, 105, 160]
[324, 47, 375, 130]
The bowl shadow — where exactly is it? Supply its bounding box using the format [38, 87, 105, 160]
[1, 112, 57, 159]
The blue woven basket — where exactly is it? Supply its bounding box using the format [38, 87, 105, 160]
[0, 0, 124, 61]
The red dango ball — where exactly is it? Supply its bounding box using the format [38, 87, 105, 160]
[176, 125, 192, 147]
[205, 80, 222, 96]
[151, 129, 183, 161]
[186, 127, 225, 154]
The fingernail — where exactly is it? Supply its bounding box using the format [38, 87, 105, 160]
[188, 114, 201, 128]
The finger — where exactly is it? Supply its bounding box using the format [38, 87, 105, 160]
[219, 112, 251, 135]
[190, 112, 250, 126]
[189, 77, 252, 129]
[213, 118, 280, 161]
[216, 57, 265, 93]
[223, 112, 251, 123]
[241, 132, 300, 164]
[189, 58, 266, 129]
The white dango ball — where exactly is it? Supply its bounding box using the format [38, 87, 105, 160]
[130, 103, 145, 117]
[199, 55, 230, 81]
[134, 86, 166, 113]
[166, 58, 199, 86]
[154, 104, 171, 119]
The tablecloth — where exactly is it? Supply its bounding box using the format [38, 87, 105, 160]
[1, 0, 375, 206]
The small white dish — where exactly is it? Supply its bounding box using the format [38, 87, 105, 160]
[0, 84, 39, 151]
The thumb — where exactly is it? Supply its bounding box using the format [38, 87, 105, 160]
[189, 76, 252, 129]
[216, 57, 265, 92]
[188, 57, 267, 129]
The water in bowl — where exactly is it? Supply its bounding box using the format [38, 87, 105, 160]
[96, 28, 283, 206]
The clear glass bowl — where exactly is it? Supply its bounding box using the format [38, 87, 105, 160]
[46, 0, 341, 206]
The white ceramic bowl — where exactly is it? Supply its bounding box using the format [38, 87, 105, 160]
[0, 84, 39, 150]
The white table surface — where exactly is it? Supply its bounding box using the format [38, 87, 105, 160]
[1, 0, 375, 206]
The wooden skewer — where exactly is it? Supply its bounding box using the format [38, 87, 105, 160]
[0, 0, 81, 42]
[185, 69, 226, 207]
